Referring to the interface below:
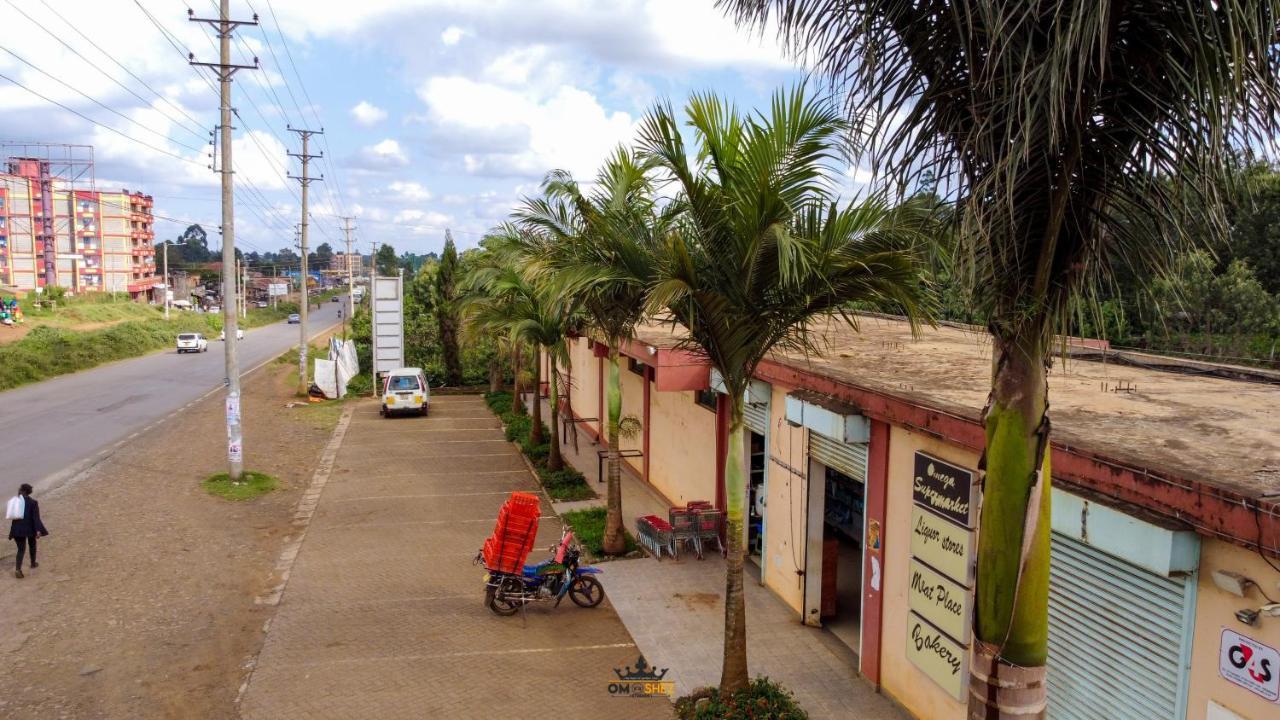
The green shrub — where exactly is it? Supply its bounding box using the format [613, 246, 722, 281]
[505, 414, 531, 442]
[561, 506, 636, 555]
[538, 467, 595, 502]
[675, 678, 808, 720]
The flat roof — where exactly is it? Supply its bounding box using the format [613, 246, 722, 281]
[635, 316, 1280, 499]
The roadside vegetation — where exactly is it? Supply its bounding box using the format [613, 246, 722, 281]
[0, 293, 303, 392]
[483, 390, 594, 501]
[675, 678, 808, 720]
[560, 507, 638, 558]
[201, 470, 278, 501]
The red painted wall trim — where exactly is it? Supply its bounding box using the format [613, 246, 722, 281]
[597, 355, 605, 439]
[755, 358, 1280, 557]
[643, 366, 652, 484]
[861, 419, 890, 686]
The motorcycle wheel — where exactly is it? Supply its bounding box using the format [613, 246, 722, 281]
[485, 576, 523, 616]
[569, 575, 604, 608]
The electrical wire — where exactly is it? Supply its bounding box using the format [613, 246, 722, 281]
[0, 46, 206, 154]
[0, 71, 204, 166]
[3, 0, 208, 141]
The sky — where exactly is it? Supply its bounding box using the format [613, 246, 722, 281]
[0, 0, 828, 257]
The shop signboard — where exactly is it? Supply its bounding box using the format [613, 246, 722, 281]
[1219, 628, 1279, 702]
[910, 505, 975, 585]
[906, 611, 968, 701]
[912, 452, 976, 527]
[907, 559, 972, 644]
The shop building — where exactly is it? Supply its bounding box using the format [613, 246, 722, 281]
[548, 317, 1280, 720]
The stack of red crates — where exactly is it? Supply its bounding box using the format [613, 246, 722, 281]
[482, 492, 541, 574]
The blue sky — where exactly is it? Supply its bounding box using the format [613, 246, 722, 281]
[0, 0, 826, 257]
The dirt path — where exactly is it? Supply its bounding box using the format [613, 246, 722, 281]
[0, 363, 343, 719]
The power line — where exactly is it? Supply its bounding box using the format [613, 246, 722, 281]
[0, 71, 204, 166]
[32, 0, 210, 138]
[0, 46, 206, 154]
[3, 0, 208, 141]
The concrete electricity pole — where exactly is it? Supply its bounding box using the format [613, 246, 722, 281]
[341, 216, 355, 340]
[369, 240, 378, 398]
[189, 1, 258, 482]
[288, 126, 323, 397]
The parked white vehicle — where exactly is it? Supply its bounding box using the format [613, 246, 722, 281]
[380, 367, 429, 417]
[176, 333, 208, 353]
[219, 328, 245, 340]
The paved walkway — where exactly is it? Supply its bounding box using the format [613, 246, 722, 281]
[239, 396, 670, 719]
[540, 394, 910, 720]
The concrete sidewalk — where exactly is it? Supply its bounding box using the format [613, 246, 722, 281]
[538, 393, 910, 720]
[239, 395, 670, 719]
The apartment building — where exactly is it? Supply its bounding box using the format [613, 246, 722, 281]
[0, 156, 158, 299]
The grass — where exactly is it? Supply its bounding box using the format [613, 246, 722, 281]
[201, 471, 278, 500]
[561, 507, 639, 557]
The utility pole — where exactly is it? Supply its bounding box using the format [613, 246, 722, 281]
[190, 1, 258, 482]
[163, 242, 171, 320]
[241, 259, 247, 320]
[369, 240, 378, 398]
[288, 126, 323, 397]
[341, 216, 355, 340]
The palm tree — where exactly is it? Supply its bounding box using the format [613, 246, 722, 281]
[463, 230, 580, 470]
[639, 86, 932, 692]
[515, 148, 670, 555]
[721, 2, 1280, 715]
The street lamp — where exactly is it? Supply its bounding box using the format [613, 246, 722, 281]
[163, 240, 186, 320]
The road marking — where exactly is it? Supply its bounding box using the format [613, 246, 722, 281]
[319, 515, 561, 530]
[268, 642, 638, 670]
[327, 491, 518, 503]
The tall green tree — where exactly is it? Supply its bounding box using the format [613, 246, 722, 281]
[435, 231, 463, 386]
[639, 87, 931, 693]
[724, 2, 1280, 715]
[515, 148, 668, 555]
[375, 244, 400, 276]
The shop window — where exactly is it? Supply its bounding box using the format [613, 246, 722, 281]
[695, 388, 717, 412]
[628, 357, 646, 376]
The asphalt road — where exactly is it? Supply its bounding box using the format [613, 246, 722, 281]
[0, 298, 348, 493]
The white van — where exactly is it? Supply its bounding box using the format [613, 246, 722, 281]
[380, 367, 429, 417]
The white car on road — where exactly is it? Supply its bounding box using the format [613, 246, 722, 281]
[381, 368, 429, 417]
[176, 333, 208, 353]
[219, 328, 245, 341]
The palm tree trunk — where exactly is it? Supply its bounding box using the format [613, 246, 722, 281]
[601, 350, 626, 555]
[530, 348, 545, 445]
[720, 394, 749, 692]
[511, 343, 522, 415]
[548, 355, 563, 472]
[488, 353, 502, 394]
[969, 330, 1052, 720]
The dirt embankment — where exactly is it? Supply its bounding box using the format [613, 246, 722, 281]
[0, 362, 343, 719]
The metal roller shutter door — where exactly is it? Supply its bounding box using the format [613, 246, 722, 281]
[1047, 532, 1194, 720]
[744, 402, 768, 435]
[808, 431, 867, 482]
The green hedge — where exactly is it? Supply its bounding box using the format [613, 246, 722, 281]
[560, 507, 637, 555]
[482, 390, 594, 501]
[675, 678, 809, 720]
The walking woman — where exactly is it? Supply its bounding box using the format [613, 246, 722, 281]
[7, 483, 48, 578]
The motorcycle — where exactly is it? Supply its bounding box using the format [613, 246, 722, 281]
[478, 530, 605, 616]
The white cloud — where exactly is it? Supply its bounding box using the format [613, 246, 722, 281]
[349, 138, 409, 171]
[350, 101, 388, 126]
[441, 26, 466, 46]
[388, 181, 432, 202]
[417, 77, 635, 179]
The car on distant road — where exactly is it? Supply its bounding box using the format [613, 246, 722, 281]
[176, 333, 208, 353]
[255, 301, 268, 308]
[381, 367, 429, 417]
[208, 305, 221, 313]
[287, 313, 301, 324]
[219, 328, 245, 341]
[331, 296, 340, 302]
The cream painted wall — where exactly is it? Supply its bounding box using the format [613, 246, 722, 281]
[565, 339, 601, 440]
[618, 360, 646, 476]
[762, 382, 808, 614]
[881, 425, 977, 720]
[646, 385, 717, 507]
[1185, 539, 1280, 720]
